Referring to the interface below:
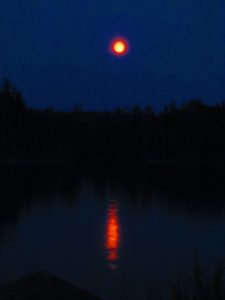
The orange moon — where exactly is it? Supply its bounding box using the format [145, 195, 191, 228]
[109, 37, 129, 56]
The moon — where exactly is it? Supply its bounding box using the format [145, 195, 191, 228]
[109, 37, 130, 56]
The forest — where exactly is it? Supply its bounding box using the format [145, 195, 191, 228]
[1, 78, 225, 164]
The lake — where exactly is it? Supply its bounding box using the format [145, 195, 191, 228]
[0, 162, 225, 299]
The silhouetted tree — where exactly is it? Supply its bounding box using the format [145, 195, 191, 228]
[0, 78, 225, 163]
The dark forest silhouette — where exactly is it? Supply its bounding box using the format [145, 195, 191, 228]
[1, 78, 225, 163]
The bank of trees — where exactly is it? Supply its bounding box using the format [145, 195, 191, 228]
[0, 79, 225, 162]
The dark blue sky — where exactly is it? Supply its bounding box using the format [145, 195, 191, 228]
[1, 0, 224, 111]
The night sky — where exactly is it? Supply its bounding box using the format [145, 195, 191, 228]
[1, 0, 225, 111]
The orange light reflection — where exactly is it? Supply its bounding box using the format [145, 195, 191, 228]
[105, 201, 120, 269]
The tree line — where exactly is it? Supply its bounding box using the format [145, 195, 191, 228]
[1, 78, 225, 163]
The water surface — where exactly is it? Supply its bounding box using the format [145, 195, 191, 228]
[0, 163, 225, 299]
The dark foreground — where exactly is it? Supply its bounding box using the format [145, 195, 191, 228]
[0, 272, 102, 300]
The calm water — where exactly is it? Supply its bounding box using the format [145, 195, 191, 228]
[1, 163, 225, 299]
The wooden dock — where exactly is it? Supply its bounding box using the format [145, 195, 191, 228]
[0, 271, 102, 300]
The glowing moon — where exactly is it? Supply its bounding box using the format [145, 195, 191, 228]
[114, 41, 125, 53]
[109, 37, 129, 56]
